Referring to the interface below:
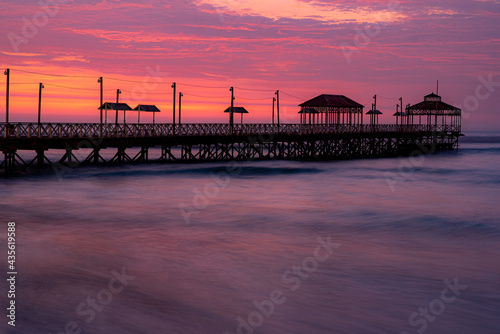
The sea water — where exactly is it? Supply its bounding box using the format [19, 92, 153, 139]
[0, 133, 499, 334]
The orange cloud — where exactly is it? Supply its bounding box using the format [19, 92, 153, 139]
[2, 51, 46, 57]
[195, 0, 406, 24]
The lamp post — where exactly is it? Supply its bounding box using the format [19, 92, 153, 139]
[98, 77, 103, 136]
[98, 77, 103, 123]
[115, 89, 121, 125]
[229, 86, 234, 133]
[172, 82, 176, 136]
[275, 90, 280, 130]
[396, 104, 399, 125]
[38, 83, 44, 125]
[4, 68, 9, 138]
[272, 97, 276, 126]
[38, 83, 44, 137]
[399, 97, 403, 127]
[179, 92, 183, 125]
[407, 103, 411, 126]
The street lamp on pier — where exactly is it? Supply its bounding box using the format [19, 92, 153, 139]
[4, 68, 9, 138]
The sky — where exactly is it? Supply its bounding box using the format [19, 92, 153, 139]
[0, 0, 499, 131]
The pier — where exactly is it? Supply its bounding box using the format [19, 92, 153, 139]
[0, 90, 463, 175]
[0, 122, 461, 175]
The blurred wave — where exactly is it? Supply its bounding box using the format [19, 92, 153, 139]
[1, 140, 500, 334]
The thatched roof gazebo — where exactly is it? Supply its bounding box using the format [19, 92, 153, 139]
[299, 94, 364, 126]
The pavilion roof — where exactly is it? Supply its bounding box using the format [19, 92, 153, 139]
[223, 107, 249, 114]
[99, 102, 132, 111]
[408, 93, 461, 113]
[408, 101, 460, 112]
[299, 95, 364, 109]
[134, 105, 161, 112]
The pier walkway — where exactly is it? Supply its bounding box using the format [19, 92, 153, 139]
[0, 122, 462, 174]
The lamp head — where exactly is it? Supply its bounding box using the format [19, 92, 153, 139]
[4, 69, 8, 75]
[171, 83, 175, 88]
[98, 77, 102, 83]
[229, 87, 233, 92]
[180, 93, 183, 97]
[41, 84, 44, 89]
[118, 89, 121, 94]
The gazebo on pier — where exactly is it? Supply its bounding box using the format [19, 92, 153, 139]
[407, 93, 461, 131]
[99, 102, 132, 125]
[298, 94, 364, 126]
[134, 104, 161, 124]
[366, 107, 383, 125]
[224, 106, 249, 124]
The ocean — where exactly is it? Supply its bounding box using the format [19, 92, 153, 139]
[1, 132, 499, 334]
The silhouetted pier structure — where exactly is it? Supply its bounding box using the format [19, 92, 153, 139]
[0, 93, 462, 175]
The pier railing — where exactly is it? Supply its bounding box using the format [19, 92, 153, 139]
[0, 123, 461, 139]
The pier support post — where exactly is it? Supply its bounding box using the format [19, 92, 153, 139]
[142, 147, 149, 162]
[159, 145, 176, 162]
[59, 148, 80, 167]
[36, 149, 46, 167]
[2, 149, 27, 175]
[3, 151, 14, 175]
[132, 147, 149, 163]
[83, 148, 104, 165]
[68, 148, 73, 164]
[110, 147, 131, 164]
[94, 148, 100, 164]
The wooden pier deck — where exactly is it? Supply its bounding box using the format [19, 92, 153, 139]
[0, 122, 462, 175]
